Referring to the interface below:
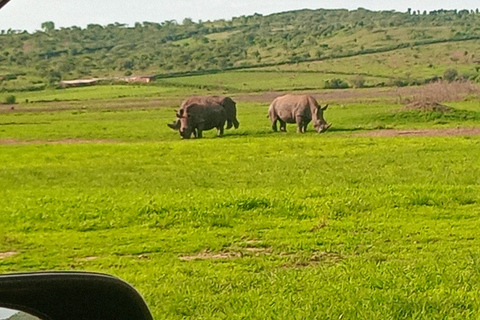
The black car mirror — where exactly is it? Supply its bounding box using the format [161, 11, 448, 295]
[0, 271, 153, 320]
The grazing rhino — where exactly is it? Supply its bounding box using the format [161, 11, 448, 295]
[268, 94, 331, 133]
[167, 95, 239, 132]
[176, 102, 227, 139]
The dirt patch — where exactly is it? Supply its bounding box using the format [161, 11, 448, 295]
[77, 256, 98, 261]
[400, 101, 452, 112]
[402, 81, 480, 105]
[233, 86, 451, 104]
[179, 246, 272, 261]
[0, 97, 180, 114]
[0, 138, 119, 145]
[357, 127, 480, 137]
[0, 251, 18, 259]
[179, 250, 242, 261]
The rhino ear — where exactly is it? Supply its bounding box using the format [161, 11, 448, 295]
[321, 104, 329, 111]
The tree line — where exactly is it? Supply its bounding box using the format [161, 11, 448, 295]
[1, 8, 480, 90]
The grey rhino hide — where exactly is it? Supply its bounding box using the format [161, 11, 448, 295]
[177, 102, 227, 139]
[167, 95, 239, 131]
[268, 94, 331, 133]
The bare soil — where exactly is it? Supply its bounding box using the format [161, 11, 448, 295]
[4, 81, 476, 114]
[232, 85, 459, 104]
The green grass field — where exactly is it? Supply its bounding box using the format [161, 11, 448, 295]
[1, 83, 480, 319]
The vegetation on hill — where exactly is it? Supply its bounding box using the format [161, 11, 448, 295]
[1, 8, 480, 92]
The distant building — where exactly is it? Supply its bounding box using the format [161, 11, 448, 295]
[59, 75, 156, 88]
[60, 78, 100, 88]
[117, 75, 156, 83]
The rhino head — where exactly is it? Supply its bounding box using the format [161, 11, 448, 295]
[313, 104, 332, 133]
[176, 109, 193, 139]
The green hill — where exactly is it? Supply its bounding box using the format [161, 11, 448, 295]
[1, 8, 480, 92]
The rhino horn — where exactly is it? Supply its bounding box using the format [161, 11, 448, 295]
[167, 122, 179, 130]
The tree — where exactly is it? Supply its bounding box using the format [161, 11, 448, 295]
[41, 21, 55, 33]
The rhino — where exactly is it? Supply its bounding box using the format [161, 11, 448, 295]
[168, 95, 239, 132]
[268, 94, 331, 133]
[176, 101, 227, 139]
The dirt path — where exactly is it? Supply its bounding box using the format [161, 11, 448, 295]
[0, 85, 457, 114]
[232, 86, 432, 104]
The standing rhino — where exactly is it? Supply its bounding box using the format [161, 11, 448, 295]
[176, 102, 227, 139]
[268, 94, 331, 133]
[168, 95, 239, 132]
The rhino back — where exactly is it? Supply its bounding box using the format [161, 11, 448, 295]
[180, 96, 205, 109]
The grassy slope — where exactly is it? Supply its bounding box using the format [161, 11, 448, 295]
[259, 39, 480, 79]
[2, 10, 480, 90]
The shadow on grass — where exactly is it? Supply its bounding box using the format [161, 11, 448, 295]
[217, 126, 372, 139]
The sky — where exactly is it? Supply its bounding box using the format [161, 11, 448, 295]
[1, 0, 480, 32]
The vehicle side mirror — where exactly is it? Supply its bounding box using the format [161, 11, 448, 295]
[0, 271, 153, 320]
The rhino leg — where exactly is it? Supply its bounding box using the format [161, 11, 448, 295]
[218, 119, 226, 136]
[217, 126, 224, 137]
[303, 120, 311, 133]
[271, 119, 278, 132]
[279, 119, 287, 132]
[233, 118, 240, 129]
[296, 116, 308, 133]
[226, 120, 233, 130]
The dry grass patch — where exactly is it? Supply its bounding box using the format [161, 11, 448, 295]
[402, 80, 480, 107]
[0, 251, 18, 259]
[401, 101, 452, 112]
[179, 250, 243, 261]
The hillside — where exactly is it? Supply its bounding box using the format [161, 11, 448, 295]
[1, 8, 480, 92]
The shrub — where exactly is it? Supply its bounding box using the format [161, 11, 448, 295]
[324, 78, 349, 89]
[4, 95, 16, 104]
[351, 75, 366, 88]
[443, 68, 458, 82]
